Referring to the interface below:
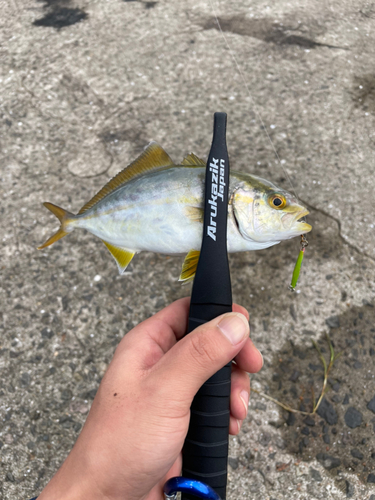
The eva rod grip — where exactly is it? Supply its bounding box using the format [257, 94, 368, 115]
[182, 308, 232, 500]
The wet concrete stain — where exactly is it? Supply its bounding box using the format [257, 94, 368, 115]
[98, 126, 148, 166]
[99, 127, 147, 152]
[266, 300, 375, 492]
[36, 0, 71, 5]
[202, 15, 345, 50]
[359, 3, 375, 19]
[34, 0, 88, 29]
[123, 0, 158, 7]
[351, 74, 375, 115]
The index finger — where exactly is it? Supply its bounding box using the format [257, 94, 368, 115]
[117, 298, 249, 368]
[150, 296, 190, 340]
[114, 297, 191, 364]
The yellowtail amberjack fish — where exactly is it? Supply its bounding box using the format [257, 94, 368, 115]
[38, 142, 311, 281]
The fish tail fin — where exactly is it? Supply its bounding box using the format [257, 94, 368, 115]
[38, 202, 74, 250]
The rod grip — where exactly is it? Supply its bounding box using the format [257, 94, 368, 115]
[182, 305, 232, 500]
[182, 364, 231, 499]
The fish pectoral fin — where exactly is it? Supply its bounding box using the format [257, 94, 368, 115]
[181, 153, 206, 166]
[179, 250, 200, 282]
[184, 206, 204, 223]
[102, 241, 136, 274]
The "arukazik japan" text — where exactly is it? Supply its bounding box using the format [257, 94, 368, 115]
[207, 157, 226, 241]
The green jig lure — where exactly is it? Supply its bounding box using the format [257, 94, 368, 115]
[289, 234, 308, 292]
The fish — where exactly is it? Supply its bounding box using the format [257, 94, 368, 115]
[38, 142, 311, 281]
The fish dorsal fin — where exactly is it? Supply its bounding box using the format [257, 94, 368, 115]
[181, 153, 206, 166]
[179, 249, 200, 282]
[102, 240, 136, 274]
[78, 142, 174, 214]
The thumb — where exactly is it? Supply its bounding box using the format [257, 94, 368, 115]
[159, 312, 249, 402]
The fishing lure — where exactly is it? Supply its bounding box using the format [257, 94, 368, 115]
[289, 234, 308, 291]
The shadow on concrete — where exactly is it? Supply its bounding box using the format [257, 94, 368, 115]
[264, 299, 375, 493]
[202, 14, 346, 51]
[351, 74, 375, 116]
[33, 0, 88, 29]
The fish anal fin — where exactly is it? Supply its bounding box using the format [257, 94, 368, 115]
[79, 142, 175, 215]
[184, 206, 204, 223]
[179, 250, 200, 282]
[181, 153, 206, 166]
[102, 241, 135, 274]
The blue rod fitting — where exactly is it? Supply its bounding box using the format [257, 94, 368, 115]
[163, 477, 222, 500]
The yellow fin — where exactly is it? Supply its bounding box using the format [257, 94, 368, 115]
[38, 202, 73, 250]
[184, 206, 204, 223]
[38, 229, 68, 250]
[179, 250, 200, 282]
[181, 153, 206, 166]
[78, 142, 175, 215]
[102, 241, 135, 274]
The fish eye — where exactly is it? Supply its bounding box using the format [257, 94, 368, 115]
[269, 194, 287, 209]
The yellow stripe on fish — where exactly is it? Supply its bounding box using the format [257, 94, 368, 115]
[38, 142, 311, 280]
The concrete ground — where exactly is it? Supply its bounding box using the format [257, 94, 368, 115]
[1, 0, 375, 498]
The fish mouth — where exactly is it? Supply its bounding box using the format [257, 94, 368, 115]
[294, 210, 312, 233]
[295, 210, 309, 222]
[282, 209, 311, 233]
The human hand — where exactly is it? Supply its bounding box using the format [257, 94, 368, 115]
[37, 297, 263, 500]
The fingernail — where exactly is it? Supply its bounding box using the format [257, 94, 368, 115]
[237, 419, 242, 433]
[240, 390, 249, 415]
[249, 338, 264, 368]
[259, 351, 264, 368]
[218, 313, 249, 345]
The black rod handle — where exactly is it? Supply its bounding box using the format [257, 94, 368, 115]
[182, 113, 232, 500]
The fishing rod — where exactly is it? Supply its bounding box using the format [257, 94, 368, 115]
[164, 112, 232, 500]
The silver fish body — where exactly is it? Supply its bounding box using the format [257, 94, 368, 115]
[39, 143, 311, 278]
[73, 167, 282, 254]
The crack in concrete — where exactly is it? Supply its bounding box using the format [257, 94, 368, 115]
[301, 198, 375, 265]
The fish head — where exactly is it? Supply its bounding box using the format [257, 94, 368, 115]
[232, 174, 311, 244]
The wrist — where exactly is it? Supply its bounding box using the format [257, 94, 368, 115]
[36, 447, 103, 500]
